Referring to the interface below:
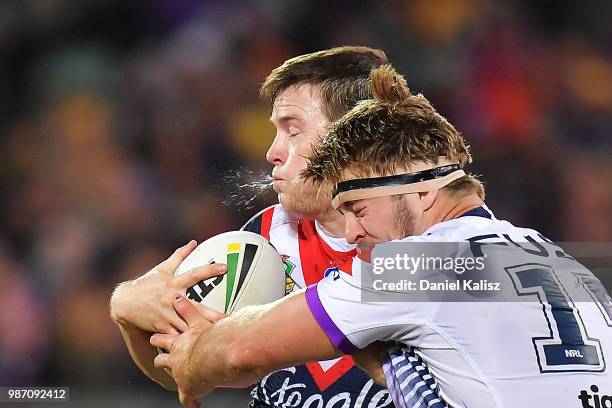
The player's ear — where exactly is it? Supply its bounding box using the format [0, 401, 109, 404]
[418, 190, 438, 211]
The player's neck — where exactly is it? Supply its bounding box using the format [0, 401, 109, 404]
[418, 193, 484, 234]
[314, 208, 346, 238]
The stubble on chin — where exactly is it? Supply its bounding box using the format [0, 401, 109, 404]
[279, 179, 331, 217]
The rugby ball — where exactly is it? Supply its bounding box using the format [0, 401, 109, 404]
[176, 230, 285, 313]
[155, 231, 286, 360]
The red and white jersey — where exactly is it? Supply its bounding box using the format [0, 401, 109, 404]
[306, 206, 612, 408]
[242, 204, 394, 408]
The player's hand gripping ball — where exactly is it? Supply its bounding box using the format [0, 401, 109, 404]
[155, 231, 286, 375]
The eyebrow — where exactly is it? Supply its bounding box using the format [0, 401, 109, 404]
[338, 201, 354, 214]
[269, 114, 303, 125]
[352, 201, 366, 210]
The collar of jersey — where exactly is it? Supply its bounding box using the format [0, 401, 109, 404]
[458, 206, 492, 219]
[314, 220, 357, 252]
[421, 205, 496, 237]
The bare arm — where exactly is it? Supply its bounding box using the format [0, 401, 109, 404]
[109, 241, 226, 389]
[152, 290, 343, 405]
[353, 342, 388, 387]
[114, 316, 177, 390]
[193, 291, 340, 386]
[196, 293, 387, 387]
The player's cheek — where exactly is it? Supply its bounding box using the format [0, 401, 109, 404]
[293, 148, 311, 172]
[284, 155, 305, 180]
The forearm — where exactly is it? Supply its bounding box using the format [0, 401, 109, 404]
[353, 343, 388, 387]
[188, 331, 253, 388]
[110, 285, 176, 390]
[187, 292, 341, 389]
[117, 322, 177, 391]
[185, 307, 274, 389]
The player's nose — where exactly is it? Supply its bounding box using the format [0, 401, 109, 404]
[345, 214, 366, 244]
[266, 134, 287, 165]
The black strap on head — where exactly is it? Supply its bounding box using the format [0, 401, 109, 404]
[333, 164, 461, 197]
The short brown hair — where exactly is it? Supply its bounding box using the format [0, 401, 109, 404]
[261, 46, 388, 121]
[303, 65, 484, 198]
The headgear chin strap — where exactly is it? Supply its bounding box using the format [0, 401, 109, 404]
[331, 162, 465, 209]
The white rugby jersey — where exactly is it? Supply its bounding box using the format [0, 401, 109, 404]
[241, 205, 394, 408]
[305, 206, 612, 408]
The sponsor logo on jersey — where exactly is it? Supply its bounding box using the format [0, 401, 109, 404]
[257, 366, 392, 408]
[281, 255, 297, 294]
[324, 267, 340, 281]
[578, 384, 612, 408]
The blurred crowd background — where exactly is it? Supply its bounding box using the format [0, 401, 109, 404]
[0, 0, 610, 406]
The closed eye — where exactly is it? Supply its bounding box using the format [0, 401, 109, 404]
[353, 206, 366, 217]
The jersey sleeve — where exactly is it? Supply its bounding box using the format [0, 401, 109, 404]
[305, 256, 440, 354]
[304, 272, 361, 354]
